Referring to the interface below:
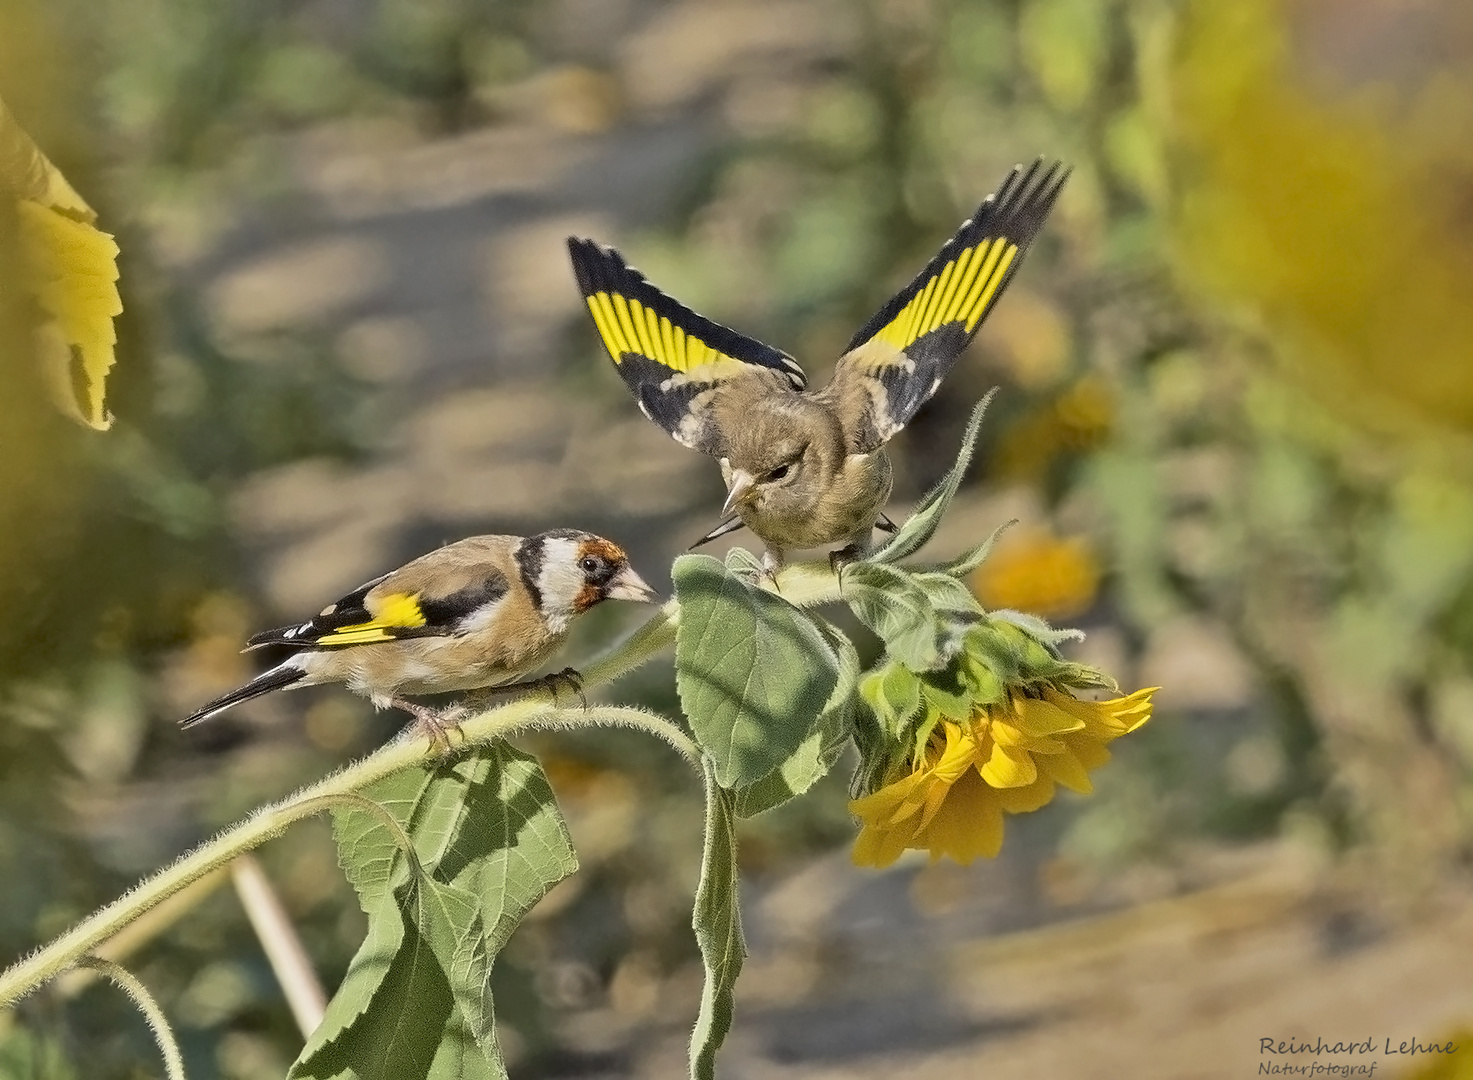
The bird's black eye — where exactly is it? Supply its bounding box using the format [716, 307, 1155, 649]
[767, 463, 790, 481]
[579, 555, 601, 574]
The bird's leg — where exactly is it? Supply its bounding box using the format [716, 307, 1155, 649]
[759, 547, 785, 591]
[828, 523, 876, 572]
[544, 667, 587, 709]
[493, 667, 588, 709]
[827, 544, 864, 573]
[390, 696, 467, 756]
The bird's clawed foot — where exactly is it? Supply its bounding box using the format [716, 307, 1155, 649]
[496, 667, 587, 709]
[540, 667, 587, 708]
[392, 697, 468, 757]
[828, 543, 865, 573]
[757, 550, 784, 592]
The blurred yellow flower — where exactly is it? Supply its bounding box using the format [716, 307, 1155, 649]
[972, 530, 1101, 618]
[1168, 0, 1473, 435]
[850, 686, 1155, 867]
[992, 374, 1114, 481]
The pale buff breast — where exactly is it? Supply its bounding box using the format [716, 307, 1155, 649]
[300, 622, 566, 700]
[740, 448, 892, 549]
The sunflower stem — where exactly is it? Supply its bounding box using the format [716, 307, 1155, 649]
[75, 957, 186, 1080]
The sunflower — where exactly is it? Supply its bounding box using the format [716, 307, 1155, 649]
[851, 686, 1155, 868]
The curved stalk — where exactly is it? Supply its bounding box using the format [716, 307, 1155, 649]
[75, 957, 185, 1080]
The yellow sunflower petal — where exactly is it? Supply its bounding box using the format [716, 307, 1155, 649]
[1010, 694, 1087, 737]
[932, 720, 980, 782]
[994, 776, 1058, 813]
[1043, 686, 1156, 741]
[852, 820, 915, 868]
[1037, 748, 1095, 794]
[16, 198, 121, 429]
[980, 741, 1038, 788]
[1067, 737, 1112, 770]
[918, 771, 1004, 863]
[849, 769, 929, 825]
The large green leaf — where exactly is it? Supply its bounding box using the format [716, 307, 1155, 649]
[732, 618, 858, 817]
[870, 391, 995, 564]
[674, 554, 840, 788]
[289, 881, 500, 1080]
[688, 759, 745, 1080]
[295, 745, 578, 1080]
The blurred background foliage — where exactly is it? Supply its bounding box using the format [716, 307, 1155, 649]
[4, 0, 1473, 1076]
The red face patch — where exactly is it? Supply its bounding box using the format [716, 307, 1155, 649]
[577, 538, 627, 565]
[571, 538, 628, 613]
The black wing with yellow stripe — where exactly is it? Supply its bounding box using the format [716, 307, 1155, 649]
[829, 160, 1070, 450]
[247, 573, 508, 649]
[567, 237, 807, 456]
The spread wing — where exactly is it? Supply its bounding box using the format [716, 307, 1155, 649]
[247, 566, 510, 649]
[567, 237, 807, 456]
[823, 160, 1069, 452]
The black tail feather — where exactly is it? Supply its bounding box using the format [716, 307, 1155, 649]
[179, 664, 305, 729]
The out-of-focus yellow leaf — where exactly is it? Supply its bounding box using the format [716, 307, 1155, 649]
[1, 94, 121, 430]
[1166, 0, 1473, 437]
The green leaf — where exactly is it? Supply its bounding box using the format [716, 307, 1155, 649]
[298, 745, 578, 1080]
[936, 519, 1017, 578]
[332, 771, 433, 914]
[989, 609, 1085, 653]
[732, 619, 858, 817]
[689, 759, 745, 1080]
[674, 554, 840, 787]
[920, 666, 974, 722]
[911, 571, 985, 616]
[859, 662, 922, 738]
[871, 391, 996, 564]
[289, 883, 500, 1080]
[723, 545, 766, 583]
[840, 561, 943, 670]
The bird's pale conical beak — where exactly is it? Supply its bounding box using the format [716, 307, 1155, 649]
[607, 567, 657, 603]
[722, 469, 757, 515]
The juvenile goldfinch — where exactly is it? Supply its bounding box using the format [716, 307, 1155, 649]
[568, 159, 1068, 571]
[181, 530, 655, 739]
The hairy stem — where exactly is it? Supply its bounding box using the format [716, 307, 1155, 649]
[75, 957, 186, 1080]
[0, 604, 686, 1008]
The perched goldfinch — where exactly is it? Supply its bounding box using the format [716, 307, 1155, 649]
[568, 159, 1068, 570]
[181, 530, 655, 738]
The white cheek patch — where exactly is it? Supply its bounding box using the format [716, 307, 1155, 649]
[536, 536, 586, 633]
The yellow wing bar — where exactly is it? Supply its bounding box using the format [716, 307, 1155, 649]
[871, 237, 1019, 352]
[567, 237, 808, 391]
[316, 592, 427, 645]
[584, 290, 734, 375]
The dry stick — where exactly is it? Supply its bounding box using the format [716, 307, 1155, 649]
[230, 854, 328, 1038]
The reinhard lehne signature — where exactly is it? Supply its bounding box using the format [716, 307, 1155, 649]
[1258, 1036, 1460, 1076]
